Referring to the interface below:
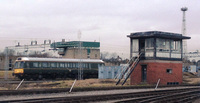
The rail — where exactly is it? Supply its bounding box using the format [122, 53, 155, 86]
[1, 87, 200, 103]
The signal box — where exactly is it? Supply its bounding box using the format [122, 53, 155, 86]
[127, 31, 190, 85]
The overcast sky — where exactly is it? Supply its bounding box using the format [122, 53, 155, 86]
[0, 0, 200, 58]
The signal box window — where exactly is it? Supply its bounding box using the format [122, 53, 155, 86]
[166, 69, 172, 74]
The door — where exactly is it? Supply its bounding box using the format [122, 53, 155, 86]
[141, 65, 147, 82]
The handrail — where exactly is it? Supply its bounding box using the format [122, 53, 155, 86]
[116, 52, 142, 85]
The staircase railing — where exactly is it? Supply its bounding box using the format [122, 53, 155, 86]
[116, 52, 142, 85]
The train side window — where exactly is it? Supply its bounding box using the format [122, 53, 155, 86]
[51, 62, 56, 68]
[83, 63, 87, 68]
[23, 62, 27, 68]
[82, 63, 85, 68]
[47, 63, 50, 68]
[91, 63, 98, 69]
[76, 63, 78, 68]
[57, 62, 59, 68]
[89, 63, 91, 69]
[33, 62, 38, 68]
[60, 63, 65, 68]
[25, 62, 29, 68]
[69, 63, 71, 68]
[65, 63, 68, 68]
[42, 62, 48, 68]
[38, 62, 42, 68]
[50, 63, 54, 68]
[74, 63, 76, 68]
[29, 62, 33, 68]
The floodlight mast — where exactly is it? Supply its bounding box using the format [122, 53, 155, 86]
[181, 7, 188, 60]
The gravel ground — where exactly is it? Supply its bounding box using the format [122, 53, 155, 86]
[0, 86, 199, 102]
[194, 99, 200, 103]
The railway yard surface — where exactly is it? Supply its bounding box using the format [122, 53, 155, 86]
[0, 72, 200, 102]
[0, 86, 200, 103]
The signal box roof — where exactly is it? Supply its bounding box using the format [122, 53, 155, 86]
[127, 31, 191, 40]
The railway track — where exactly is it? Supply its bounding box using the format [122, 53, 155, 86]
[1, 87, 200, 103]
[0, 84, 199, 96]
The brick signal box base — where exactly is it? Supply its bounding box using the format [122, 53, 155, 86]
[130, 60, 183, 85]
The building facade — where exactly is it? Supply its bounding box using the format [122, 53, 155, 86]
[128, 31, 190, 85]
[51, 41, 100, 59]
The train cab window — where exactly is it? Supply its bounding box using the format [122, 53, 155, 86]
[14, 62, 19, 68]
[20, 62, 24, 68]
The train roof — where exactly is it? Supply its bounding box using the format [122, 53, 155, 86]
[16, 57, 104, 63]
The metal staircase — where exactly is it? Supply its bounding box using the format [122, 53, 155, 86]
[116, 53, 142, 85]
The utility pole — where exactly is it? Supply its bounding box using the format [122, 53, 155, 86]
[78, 30, 83, 80]
[4, 47, 8, 80]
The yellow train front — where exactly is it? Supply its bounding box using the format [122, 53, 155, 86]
[13, 57, 104, 80]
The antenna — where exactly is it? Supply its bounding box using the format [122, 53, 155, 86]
[181, 7, 188, 60]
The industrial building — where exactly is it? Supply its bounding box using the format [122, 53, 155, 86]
[128, 31, 190, 85]
[51, 40, 100, 59]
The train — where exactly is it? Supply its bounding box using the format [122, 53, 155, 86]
[13, 57, 104, 80]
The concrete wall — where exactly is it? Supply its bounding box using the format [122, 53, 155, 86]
[130, 60, 183, 85]
[0, 56, 18, 70]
